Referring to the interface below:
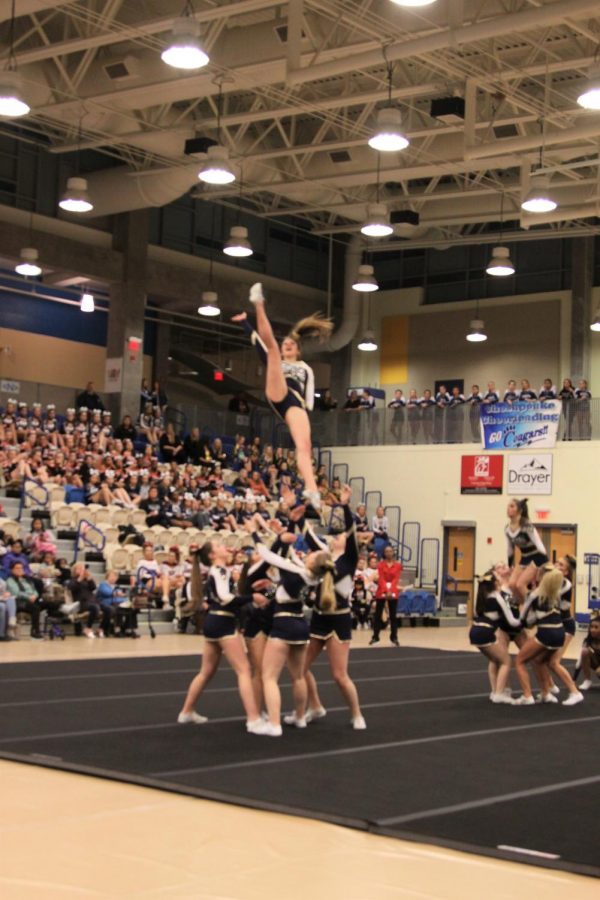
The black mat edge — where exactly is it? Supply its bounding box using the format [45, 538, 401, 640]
[2, 750, 597, 881]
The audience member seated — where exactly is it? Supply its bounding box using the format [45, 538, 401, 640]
[68, 563, 103, 638]
[133, 543, 170, 609]
[114, 415, 137, 442]
[160, 422, 185, 464]
[0, 575, 17, 640]
[6, 560, 49, 640]
[96, 570, 138, 637]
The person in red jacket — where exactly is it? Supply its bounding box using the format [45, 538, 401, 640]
[370, 546, 402, 646]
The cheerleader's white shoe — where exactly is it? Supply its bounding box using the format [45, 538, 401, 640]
[562, 692, 584, 706]
[283, 712, 307, 728]
[541, 693, 559, 704]
[549, 683, 560, 695]
[352, 715, 367, 730]
[579, 679, 593, 691]
[490, 692, 513, 704]
[177, 711, 208, 724]
[512, 695, 535, 706]
[305, 706, 327, 723]
[246, 718, 269, 734]
[249, 282, 265, 304]
[302, 489, 322, 512]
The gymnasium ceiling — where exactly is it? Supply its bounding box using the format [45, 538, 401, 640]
[4, 0, 600, 251]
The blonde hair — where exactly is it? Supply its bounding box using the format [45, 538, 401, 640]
[287, 312, 333, 348]
[537, 568, 563, 610]
[309, 550, 336, 613]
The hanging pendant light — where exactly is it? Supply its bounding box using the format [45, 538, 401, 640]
[0, 4, 30, 118]
[590, 307, 600, 332]
[466, 318, 487, 343]
[15, 246, 41, 276]
[80, 291, 95, 313]
[368, 58, 409, 152]
[486, 193, 515, 276]
[198, 80, 236, 185]
[577, 62, 600, 110]
[223, 166, 253, 256]
[521, 172, 557, 213]
[161, 3, 209, 70]
[358, 329, 378, 352]
[59, 176, 94, 213]
[352, 263, 379, 292]
[390, 0, 438, 7]
[197, 289, 220, 316]
[361, 202, 393, 238]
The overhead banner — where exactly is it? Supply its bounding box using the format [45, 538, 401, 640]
[507, 453, 553, 495]
[461, 454, 503, 494]
[480, 400, 561, 450]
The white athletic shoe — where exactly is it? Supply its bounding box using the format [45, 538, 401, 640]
[352, 715, 367, 730]
[305, 706, 327, 723]
[302, 489, 322, 512]
[503, 687, 513, 697]
[259, 722, 283, 737]
[249, 282, 265, 304]
[562, 692, 584, 706]
[177, 711, 208, 724]
[579, 679, 593, 691]
[283, 712, 307, 727]
[541, 693, 559, 704]
[246, 718, 269, 734]
[512, 695, 535, 706]
[490, 692, 513, 704]
[549, 683, 560, 695]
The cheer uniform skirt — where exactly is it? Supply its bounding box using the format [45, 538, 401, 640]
[244, 604, 274, 640]
[310, 608, 352, 643]
[203, 611, 236, 642]
[268, 389, 305, 422]
[535, 624, 565, 649]
[562, 616, 576, 637]
[519, 550, 549, 568]
[269, 612, 309, 645]
[469, 622, 497, 647]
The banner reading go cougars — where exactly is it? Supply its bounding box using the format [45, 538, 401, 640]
[480, 400, 561, 450]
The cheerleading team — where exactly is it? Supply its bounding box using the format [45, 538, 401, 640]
[232, 283, 333, 511]
[177, 542, 270, 734]
[247, 521, 336, 737]
[286, 484, 367, 730]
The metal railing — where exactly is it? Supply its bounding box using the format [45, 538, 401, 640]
[74, 519, 106, 562]
[18, 478, 49, 521]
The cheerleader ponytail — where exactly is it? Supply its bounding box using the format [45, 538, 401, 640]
[310, 551, 337, 613]
[287, 312, 334, 348]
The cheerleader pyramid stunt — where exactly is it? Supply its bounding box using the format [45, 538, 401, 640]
[232, 282, 332, 511]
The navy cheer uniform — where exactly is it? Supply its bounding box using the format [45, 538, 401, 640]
[497, 589, 523, 640]
[253, 539, 318, 644]
[203, 566, 239, 642]
[241, 319, 315, 421]
[505, 523, 548, 568]
[559, 577, 575, 637]
[241, 551, 278, 640]
[469, 592, 521, 647]
[522, 592, 565, 650]
[303, 503, 358, 643]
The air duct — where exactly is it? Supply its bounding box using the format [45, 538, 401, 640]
[84, 164, 200, 218]
[327, 235, 363, 351]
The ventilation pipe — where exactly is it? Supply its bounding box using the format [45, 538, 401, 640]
[287, 0, 600, 86]
[327, 234, 363, 351]
[84, 164, 200, 218]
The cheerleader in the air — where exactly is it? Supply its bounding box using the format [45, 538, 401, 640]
[286, 484, 366, 730]
[505, 498, 548, 597]
[232, 283, 332, 510]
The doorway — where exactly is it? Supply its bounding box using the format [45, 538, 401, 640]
[443, 526, 476, 614]
[512, 524, 577, 610]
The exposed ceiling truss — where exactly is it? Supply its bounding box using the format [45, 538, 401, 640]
[3, 0, 600, 248]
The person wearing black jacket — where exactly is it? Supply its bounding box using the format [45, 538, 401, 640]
[114, 415, 137, 442]
[67, 563, 103, 638]
[76, 382, 104, 411]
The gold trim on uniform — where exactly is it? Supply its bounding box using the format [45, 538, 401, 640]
[209, 610, 235, 618]
[309, 630, 352, 643]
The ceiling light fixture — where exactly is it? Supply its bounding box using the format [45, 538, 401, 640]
[223, 166, 253, 257]
[80, 291, 95, 313]
[390, 0, 438, 7]
[358, 295, 378, 351]
[15, 246, 41, 277]
[352, 263, 379, 293]
[577, 62, 600, 110]
[521, 121, 557, 214]
[590, 307, 600, 332]
[161, 2, 209, 70]
[199, 203, 221, 316]
[59, 176, 93, 213]
[198, 79, 235, 185]
[0, 3, 30, 118]
[466, 318, 487, 343]
[486, 193, 515, 277]
[368, 55, 409, 152]
[361, 204, 393, 237]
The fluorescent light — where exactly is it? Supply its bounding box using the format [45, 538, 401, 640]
[368, 107, 409, 152]
[577, 64, 600, 110]
[15, 247, 42, 277]
[161, 16, 209, 70]
[0, 70, 30, 118]
[390, 0, 437, 6]
[358, 329, 378, 351]
[486, 246, 515, 277]
[352, 263, 379, 293]
[198, 145, 236, 185]
[59, 176, 94, 213]
[80, 292, 95, 313]
[223, 225, 253, 257]
[591, 308, 600, 332]
[361, 203, 393, 238]
[466, 318, 487, 342]
[521, 173, 557, 213]
[198, 290, 220, 316]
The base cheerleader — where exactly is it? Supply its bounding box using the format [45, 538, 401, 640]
[177, 543, 269, 733]
[232, 283, 332, 510]
[469, 570, 521, 703]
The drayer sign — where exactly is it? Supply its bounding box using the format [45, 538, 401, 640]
[507, 454, 553, 495]
[461, 454, 503, 494]
[481, 400, 561, 450]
